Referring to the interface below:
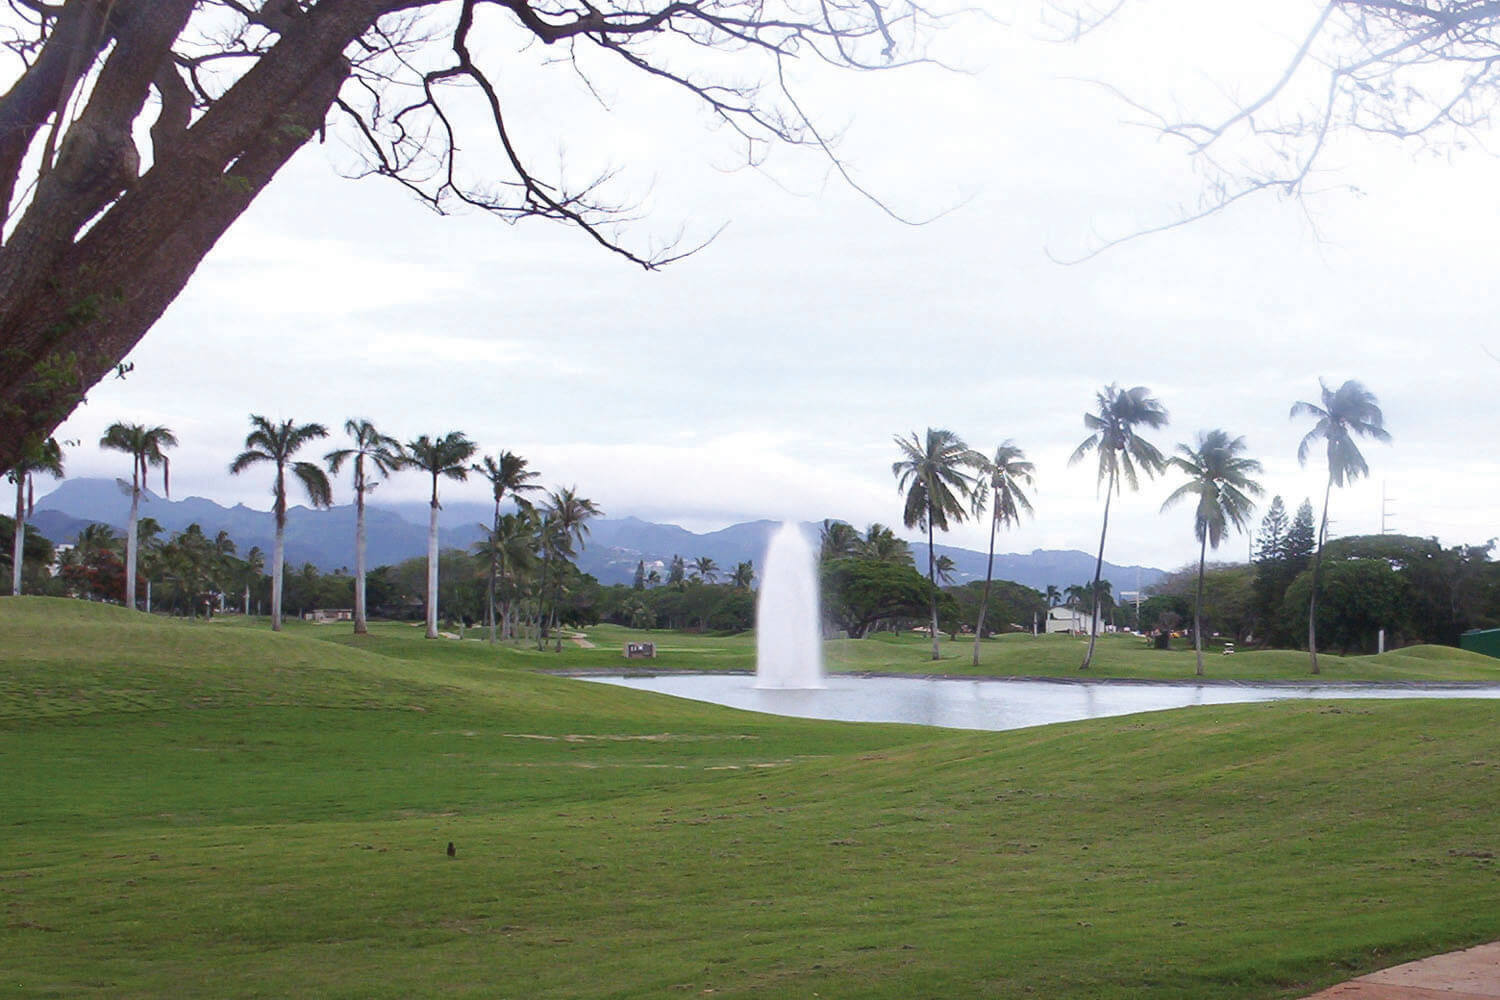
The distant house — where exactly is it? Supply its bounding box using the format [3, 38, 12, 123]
[303, 609, 353, 623]
[1045, 606, 1097, 635]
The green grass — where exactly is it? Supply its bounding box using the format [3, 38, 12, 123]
[4, 597, 1500, 998]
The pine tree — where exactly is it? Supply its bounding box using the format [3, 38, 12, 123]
[1254, 496, 1288, 564]
[1287, 499, 1317, 574]
[633, 561, 646, 590]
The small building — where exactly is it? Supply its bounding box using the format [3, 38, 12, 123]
[624, 642, 656, 659]
[1045, 606, 1097, 635]
[303, 609, 353, 623]
[1460, 628, 1500, 659]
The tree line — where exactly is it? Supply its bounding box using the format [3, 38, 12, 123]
[892, 378, 1391, 675]
[5, 416, 603, 649]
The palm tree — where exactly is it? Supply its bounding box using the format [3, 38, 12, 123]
[242, 545, 265, 616]
[472, 451, 541, 643]
[537, 486, 602, 647]
[229, 416, 332, 631]
[1069, 385, 1169, 670]
[861, 523, 913, 565]
[325, 419, 403, 635]
[7, 437, 64, 596]
[1291, 379, 1391, 674]
[730, 560, 755, 589]
[99, 422, 177, 612]
[819, 519, 861, 563]
[136, 516, 165, 611]
[1044, 584, 1062, 608]
[1162, 429, 1265, 676]
[472, 511, 538, 641]
[691, 556, 719, 583]
[970, 441, 1035, 666]
[892, 428, 980, 660]
[404, 432, 478, 639]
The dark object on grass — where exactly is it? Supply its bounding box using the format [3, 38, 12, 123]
[447, 842, 456, 858]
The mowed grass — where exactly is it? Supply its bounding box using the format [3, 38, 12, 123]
[3, 598, 1500, 998]
[437, 619, 1500, 684]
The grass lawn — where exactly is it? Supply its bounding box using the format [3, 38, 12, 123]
[3, 597, 1499, 998]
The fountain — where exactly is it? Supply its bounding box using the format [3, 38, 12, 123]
[755, 522, 824, 689]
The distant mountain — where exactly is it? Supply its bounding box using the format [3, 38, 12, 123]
[32, 478, 1166, 591]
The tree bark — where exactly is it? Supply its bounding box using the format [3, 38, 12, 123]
[926, 514, 940, 661]
[353, 473, 368, 634]
[973, 510, 997, 667]
[1308, 474, 1335, 675]
[426, 479, 440, 639]
[0, 1, 416, 472]
[124, 463, 140, 611]
[1194, 532, 1207, 677]
[1081, 472, 1115, 670]
[10, 479, 23, 596]
[271, 468, 286, 631]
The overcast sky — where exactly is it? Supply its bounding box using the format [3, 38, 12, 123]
[37, 1, 1499, 572]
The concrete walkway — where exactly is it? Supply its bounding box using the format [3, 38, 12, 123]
[1305, 942, 1500, 998]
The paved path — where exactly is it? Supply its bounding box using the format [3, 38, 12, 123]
[1305, 942, 1500, 998]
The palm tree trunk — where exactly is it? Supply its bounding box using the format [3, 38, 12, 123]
[926, 515, 940, 661]
[1194, 532, 1207, 677]
[271, 517, 285, 631]
[353, 485, 368, 635]
[425, 482, 440, 640]
[973, 512, 998, 667]
[11, 479, 24, 596]
[243, 584, 250, 617]
[488, 500, 499, 645]
[536, 551, 551, 651]
[1308, 474, 1334, 675]
[1081, 474, 1115, 670]
[124, 467, 141, 611]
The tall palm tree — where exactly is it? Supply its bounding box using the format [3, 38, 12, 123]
[1162, 430, 1264, 676]
[472, 451, 541, 643]
[970, 441, 1035, 666]
[1291, 379, 1391, 674]
[7, 437, 64, 596]
[404, 431, 477, 639]
[537, 486, 602, 647]
[1044, 584, 1062, 608]
[242, 545, 265, 616]
[100, 422, 177, 613]
[892, 428, 980, 660]
[691, 556, 719, 583]
[861, 523, 913, 565]
[819, 519, 861, 563]
[1069, 385, 1169, 670]
[325, 419, 403, 635]
[472, 511, 538, 641]
[730, 560, 755, 589]
[229, 416, 331, 631]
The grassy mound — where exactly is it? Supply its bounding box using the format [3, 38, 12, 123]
[3, 598, 1499, 998]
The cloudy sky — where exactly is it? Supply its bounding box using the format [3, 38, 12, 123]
[40, 1, 1498, 571]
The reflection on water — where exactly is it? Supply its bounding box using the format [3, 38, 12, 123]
[578, 673, 1500, 732]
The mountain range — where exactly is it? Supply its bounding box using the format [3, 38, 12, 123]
[29, 478, 1167, 593]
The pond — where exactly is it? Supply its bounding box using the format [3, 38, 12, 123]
[578, 672, 1500, 733]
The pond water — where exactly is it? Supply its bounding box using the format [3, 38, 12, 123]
[578, 673, 1500, 733]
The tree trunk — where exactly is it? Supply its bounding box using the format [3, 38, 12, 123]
[926, 514, 940, 661]
[353, 482, 368, 634]
[271, 519, 285, 631]
[10, 478, 23, 596]
[243, 584, 250, 617]
[0, 0, 396, 472]
[1308, 474, 1335, 675]
[1081, 473, 1116, 670]
[973, 511, 997, 667]
[1194, 532, 1207, 677]
[488, 498, 499, 645]
[425, 482, 440, 640]
[124, 467, 141, 611]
